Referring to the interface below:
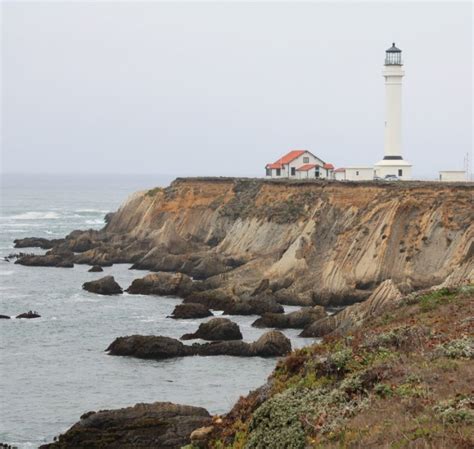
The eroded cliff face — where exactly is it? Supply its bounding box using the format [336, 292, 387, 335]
[16, 178, 474, 305]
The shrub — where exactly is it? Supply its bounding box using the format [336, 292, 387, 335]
[418, 288, 456, 312]
[434, 395, 474, 424]
[437, 337, 474, 359]
[374, 383, 393, 398]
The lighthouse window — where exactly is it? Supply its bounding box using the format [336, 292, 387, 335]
[356, 171, 359, 176]
[398, 169, 403, 176]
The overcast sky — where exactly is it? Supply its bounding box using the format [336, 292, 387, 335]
[1, 2, 472, 178]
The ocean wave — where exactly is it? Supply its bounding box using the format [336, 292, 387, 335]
[0, 270, 14, 276]
[75, 208, 109, 213]
[85, 219, 105, 225]
[8, 211, 60, 220]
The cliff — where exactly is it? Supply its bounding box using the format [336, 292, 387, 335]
[16, 177, 474, 306]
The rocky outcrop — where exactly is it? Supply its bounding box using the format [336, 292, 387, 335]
[300, 279, 403, 337]
[182, 289, 239, 310]
[107, 331, 291, 359]
[88, 265, 103, 272]
[82, 276, 123, 295]
[16, 311, 41, 319]
[15, 253, 73, 268]
[126, 272, 193, 297]
[106, 335, 193, 359]
[13, 178, 474, 306]
[0, 314, 11, 319]
[223, 293, 284, 316]
[181, 318, 243, 341]
[252, 306, 326, 329]
[14, 237, 65, 249]
[169, 303, 213, 319]
[39, 402, 211, 449]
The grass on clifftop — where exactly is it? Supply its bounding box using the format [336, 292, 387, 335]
[202, 285, 474, 449]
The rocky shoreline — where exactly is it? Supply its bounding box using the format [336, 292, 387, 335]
[8, 177, 473, 448]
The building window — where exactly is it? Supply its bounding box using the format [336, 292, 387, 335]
[315, 169, 320, 178]
[303, 157, 309, 163]
[291, 167, 296, 176]
[266, 168, 271, 176]
[398, 169, 403, 177]
[356, 171, 359, 176]
[276, 168, 281, 176]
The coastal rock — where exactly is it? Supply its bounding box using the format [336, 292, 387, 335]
[88, 265, 103, 272]
[107, 335, 192, 359]
[13, 237, 65, 249]
[182, 288, 238, 310]
[190, 425, 215, 448]
[250, 330, 292, 357]
[274, 289, 315, 306]
[16, 311, 41, 319]
[39, 402, 211, 449]
[170, 303, 213, 319]
[126, 272, 193, 297]
[223, 293, 284, 316]
[181, 318, 243, 341]
[15, 254, 73, 268]
[0, 315, 11, 319]
[252, 306, 326, 329]
[300, 280, 403, 337]
[107, 331, 291, 360]
[82, 276, 123, 295]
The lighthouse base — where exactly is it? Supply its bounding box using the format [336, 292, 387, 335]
[374, 159, 412, 180]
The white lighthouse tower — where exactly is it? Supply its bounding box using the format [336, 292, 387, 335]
[374, 43, 412, 180]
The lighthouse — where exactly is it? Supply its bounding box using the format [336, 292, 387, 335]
[374, 43, 412, 180]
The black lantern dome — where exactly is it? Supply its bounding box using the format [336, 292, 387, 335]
[385, 42, 402, 65]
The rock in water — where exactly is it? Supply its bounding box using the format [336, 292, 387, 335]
[181, 317, 243, 341]
[252, 306, 326, 329]
[15, 253, 74, 268]
[250, 330, 292, 357]
[13, 237, 65, 249]
[88, 265, 103, 272]
[0, 314, 11, 319]
[126, 272, 193, 297]
[223, 294, 284, 316]
[107, 335, 193, 359]
[106, 331, 291, 360]
[82, 276, 123, 295]
[39, 402, 211, 449]
[170, 303, 213, 319]
[16, 311, 41, 319]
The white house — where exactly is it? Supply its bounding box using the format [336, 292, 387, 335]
[334, 167, 374, 181]
[439, 170, 467, 182]
[265, 150, 334, 179]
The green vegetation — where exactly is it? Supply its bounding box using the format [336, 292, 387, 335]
[208, 286, 474, 449]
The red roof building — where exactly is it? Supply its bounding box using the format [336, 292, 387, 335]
[265, 150, 335, 180]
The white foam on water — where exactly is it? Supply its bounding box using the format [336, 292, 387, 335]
[85, 219, 105, 225]
[0, 270, 14, 276]
[75, 208, 109, 213]
[9, 211, 60, 220]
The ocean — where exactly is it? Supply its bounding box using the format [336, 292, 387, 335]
[0, 174, 316, 448]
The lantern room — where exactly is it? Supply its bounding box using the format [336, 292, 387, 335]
[385, 42, 402, 65]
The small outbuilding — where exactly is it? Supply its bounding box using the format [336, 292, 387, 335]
[335, 166, 374, 181]
[439, 171, 467, 182]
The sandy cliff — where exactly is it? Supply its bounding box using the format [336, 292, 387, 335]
[16, 178, 473, 305]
